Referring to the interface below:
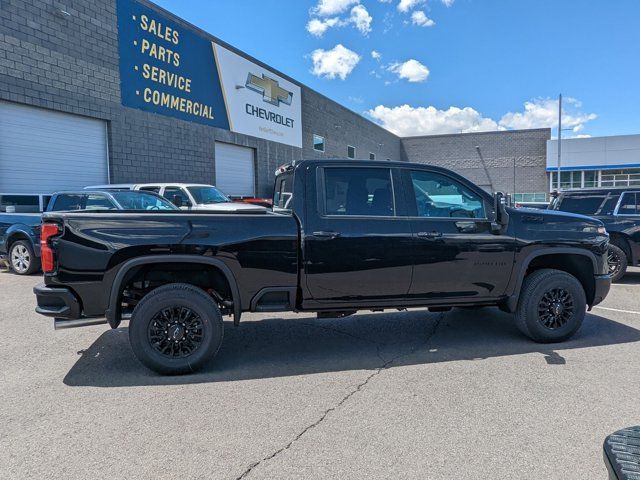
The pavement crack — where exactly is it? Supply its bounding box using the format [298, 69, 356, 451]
[235, 313, 444, 479]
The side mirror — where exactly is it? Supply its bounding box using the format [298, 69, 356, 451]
[491, 191, 509, 234]
[172, 195, 183, 208]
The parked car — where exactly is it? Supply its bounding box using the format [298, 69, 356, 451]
[550, 188, 640, 281]
[85, 183, 266, 213]
[35, 160, 611, 375]
[0, 190, 177, 275]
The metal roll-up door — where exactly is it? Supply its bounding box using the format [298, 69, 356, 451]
[0, 101, 108, 194]
[214, 142, 255, 197]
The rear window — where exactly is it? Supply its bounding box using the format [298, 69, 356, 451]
[111, 191, 177, 211]
[556, 193, 619, 216]
[0, 194, 40, 213]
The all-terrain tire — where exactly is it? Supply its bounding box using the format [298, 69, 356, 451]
[514, 269, 586, 343]
[129, 283, 224, 375]
[607, 244, 628, 283]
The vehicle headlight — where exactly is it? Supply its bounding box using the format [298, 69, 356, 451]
[598, 226, 607, 235]
[582, 225, 607, 235]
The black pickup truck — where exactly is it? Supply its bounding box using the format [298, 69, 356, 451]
[34, 160, 611, 375]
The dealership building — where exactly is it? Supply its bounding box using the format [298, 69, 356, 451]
[1, 0, 552, 201]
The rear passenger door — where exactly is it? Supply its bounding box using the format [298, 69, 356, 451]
[403, 168, 515, 300]
[303, 165, 414, 304]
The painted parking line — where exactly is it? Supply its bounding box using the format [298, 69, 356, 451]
[594, 305, 640, 315]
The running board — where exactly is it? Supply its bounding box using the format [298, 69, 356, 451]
[54, 317, 109, 330]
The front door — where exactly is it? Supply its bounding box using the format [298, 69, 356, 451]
[303, 166, 413, 304]
[403, 168, 515, 300]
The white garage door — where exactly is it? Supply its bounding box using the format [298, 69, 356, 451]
[0, 101, 108, 194]
[214, 142, 255, 197]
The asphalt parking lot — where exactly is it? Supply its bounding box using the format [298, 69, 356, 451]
[1, 271, 639, 479]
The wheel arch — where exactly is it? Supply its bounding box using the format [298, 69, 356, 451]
[106, 255, 242, 329]
[507, 248, 599, 312]
[608, 232, 633, 262]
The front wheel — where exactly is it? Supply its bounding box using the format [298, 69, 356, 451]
[607, 244, 628, 283]
[129, 283, 224, 375]
[514, 269, 586, 343]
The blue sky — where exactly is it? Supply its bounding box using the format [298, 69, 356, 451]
[153, 0, 639, 138]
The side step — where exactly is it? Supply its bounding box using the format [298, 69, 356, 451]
[54, 317, 109, 330]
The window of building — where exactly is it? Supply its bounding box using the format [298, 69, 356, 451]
[512, 193, 548, 203]
[584, 171, 597, 188]
[347, 145, 355, 159]
[601, 169, 640, 187]
[323, 167, 394, 216]
[313, 134, 325, 152]
[409, 170, 485, 219]
[369, 152, 375, 160]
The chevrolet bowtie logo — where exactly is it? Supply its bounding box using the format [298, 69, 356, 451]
[246, 73, 293, 107]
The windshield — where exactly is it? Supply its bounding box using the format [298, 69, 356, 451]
[111, 191, 178, 211]
[555, 193, 620, 216]
[187, 186, 230, 204]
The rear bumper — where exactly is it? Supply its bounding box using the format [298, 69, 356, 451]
[34, 283, 108, 329]
[592, 274, 611, 307]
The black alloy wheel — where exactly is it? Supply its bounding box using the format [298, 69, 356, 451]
[148, 306, 204, 358]
[537, 287, 574, 330]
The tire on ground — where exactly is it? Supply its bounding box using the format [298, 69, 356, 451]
[607, 244, 628, 283]
[514, 268, 586, 343]
[9, 240, 40, 275]
[129, 283, 224, 375]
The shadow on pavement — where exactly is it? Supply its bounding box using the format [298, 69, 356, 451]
[616, 269, 640, 286]
[63, 308, 640, 387]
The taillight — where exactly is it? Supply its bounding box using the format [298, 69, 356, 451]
[40, 223, 61, 273]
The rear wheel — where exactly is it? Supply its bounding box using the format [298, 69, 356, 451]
[9, 240, 39, 275]
[607, 244, 627, 282]
[129, 283, 224, 375]
[514, 269, 586, 343]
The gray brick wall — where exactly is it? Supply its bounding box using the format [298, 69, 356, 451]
[401, 129, 551, 195]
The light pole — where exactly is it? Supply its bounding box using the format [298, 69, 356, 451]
[557, 93, 562, 190]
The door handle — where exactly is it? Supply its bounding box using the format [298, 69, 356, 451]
[417, 231, 442, 239]
[312, 231, 341, 239]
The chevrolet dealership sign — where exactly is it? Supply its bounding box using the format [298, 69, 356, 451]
[116, 0, 302, 148]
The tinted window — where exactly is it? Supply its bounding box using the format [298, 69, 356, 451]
[164, 187, 190, 207]
[51, 194, 84, 211]
[187, 186, 229, 204]
[273, 172, 293, 212]
[323, 167, 394, 217]
[617, 192, 639, 215]
[557, 193, 619, 215]
[410, 170, 485, 219]
[139, 186, 161, 193]
[0, 195, 40, 213]
[85, 194, 116, 210]
[111, 191, 177, 210]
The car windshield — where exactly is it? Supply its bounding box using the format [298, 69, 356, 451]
[110, 191, 178, 211]
[556, 193, 619, 216]
[187, 186, 230, 204]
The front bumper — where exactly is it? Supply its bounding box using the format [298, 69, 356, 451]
[34, 283, 107, 329]
[592, 274, 612, 307]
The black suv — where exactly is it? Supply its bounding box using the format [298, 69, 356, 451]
[551, 188, 640, 281]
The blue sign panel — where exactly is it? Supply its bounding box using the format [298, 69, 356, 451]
[116, 0, 229, 129]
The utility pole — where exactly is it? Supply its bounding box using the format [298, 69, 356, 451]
[557, 93, 562, 190]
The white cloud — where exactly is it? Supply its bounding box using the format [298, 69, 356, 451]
[367, 104, 500, 136]
[367, 98, 596, 137]
[311, 44, 361, 80]
[349, 4, 372, 34]
[312, 0, 359, 16]
[411, 10, 435, 27]
[441, 0, 454, 6]
[498, 97, 597, 132]
[398, 0, 424, 13]
[388, 59, 430, 82]
[306, 17, 341, 37]
[371, 50, 382, 60]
